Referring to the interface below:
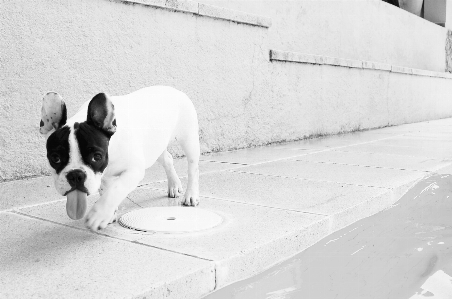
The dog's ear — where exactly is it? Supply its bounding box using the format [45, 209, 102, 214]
[40, 92, 67, 135]
[86, 93, 117, 137]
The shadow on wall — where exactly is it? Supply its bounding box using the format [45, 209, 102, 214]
[391, 0, 452, 73]
[383, 0, 447, 27]
[382, 0, 399, 7]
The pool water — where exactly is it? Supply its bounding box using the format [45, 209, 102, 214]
[205, 174, 452, 299]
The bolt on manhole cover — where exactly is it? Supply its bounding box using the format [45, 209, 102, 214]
[118, 207, 223, 233]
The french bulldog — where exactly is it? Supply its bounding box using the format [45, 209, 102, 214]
[39, 86, 200, 231]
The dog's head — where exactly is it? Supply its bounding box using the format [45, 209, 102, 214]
[39, 92, 116, 220]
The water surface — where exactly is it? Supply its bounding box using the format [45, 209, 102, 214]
[206, 174, 452, 299]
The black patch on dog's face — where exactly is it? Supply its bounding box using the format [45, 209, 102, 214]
[58, 101, 68, 128]
[75, 122, 110, 173]
[46, 126, 70, 174]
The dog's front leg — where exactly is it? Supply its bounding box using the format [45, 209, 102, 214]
[85, 168, 144, 231]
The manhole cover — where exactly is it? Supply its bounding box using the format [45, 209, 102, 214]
[118, 207, 223, 233]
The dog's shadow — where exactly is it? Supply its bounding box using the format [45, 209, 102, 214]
[2, 223, 100, 271]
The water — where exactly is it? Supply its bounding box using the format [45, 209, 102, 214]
[205, 174, 452, 299]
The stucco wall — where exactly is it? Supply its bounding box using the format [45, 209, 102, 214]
[199, 0, 448, 72]
[1, 0, 452, 182]
[0, 0, 270, 181]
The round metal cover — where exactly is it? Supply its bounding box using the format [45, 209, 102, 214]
[118, 207, 223, 233]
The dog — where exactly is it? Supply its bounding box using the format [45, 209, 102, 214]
[39, 86, 200, 231]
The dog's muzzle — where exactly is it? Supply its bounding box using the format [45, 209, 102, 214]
[65, 170, 89, 220]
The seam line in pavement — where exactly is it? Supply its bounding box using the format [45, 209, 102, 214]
[8, 210, 214, 262]
[335, 148, 445, 160]
[142, 185, 331, 217]
[290, 159, 434, 172]
[228, 170, 395, 190]
[332, 148, 449, 159]
[137, 165, 246, 188]
[356, 143, 452, 149]
[138, 178, 169, 187]
[199, 159, 249, 166]
[126, 196, 145, 208]
[201, 194, 330, 217]
[198, 133, 407, 168]
[2, 197, 67, 213]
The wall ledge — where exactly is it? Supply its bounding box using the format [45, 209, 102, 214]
[270, 50, 452, 79]
[121, 0, 272, 28]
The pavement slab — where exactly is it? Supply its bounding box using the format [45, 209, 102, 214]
[15, 186, 328, 288]
[149, 171, 390, 216]
[0, 176, 59, 211]
[129, 192, 328, 287]
[0, 212, 215, 299]
[148, 172, 398, 242]
[3, 118, 452, 298]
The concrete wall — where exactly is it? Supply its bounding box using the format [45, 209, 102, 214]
[1, 0, 452, 182]
[199, 0, 448, 72]
[262, 49, 452, 143]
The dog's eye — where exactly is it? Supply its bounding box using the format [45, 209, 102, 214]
[50, 154, 61, 164]
[92, 153, 102, 162]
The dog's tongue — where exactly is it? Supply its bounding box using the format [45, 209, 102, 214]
[66, 190, 87, 220]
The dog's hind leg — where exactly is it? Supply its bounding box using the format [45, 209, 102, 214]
[176, 103, 200, 206]
[157, 150, 183, 198]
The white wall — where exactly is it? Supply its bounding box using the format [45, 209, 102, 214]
[199, 0, 448, 71]
[1, 0, 452, 182]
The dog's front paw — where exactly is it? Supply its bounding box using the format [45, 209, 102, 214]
[85, 202, 116, 231]
[167, 178, 184, 198]
[182, 189, 199, 206]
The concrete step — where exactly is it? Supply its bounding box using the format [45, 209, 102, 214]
[2, 118, 452, 298]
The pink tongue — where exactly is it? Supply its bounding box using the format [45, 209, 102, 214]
[66, 190, 87, 220]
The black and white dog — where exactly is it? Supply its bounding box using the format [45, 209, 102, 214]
[39, 86, 200, 231]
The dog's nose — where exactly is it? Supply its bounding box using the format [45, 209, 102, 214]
[66, 169, 87, 188]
